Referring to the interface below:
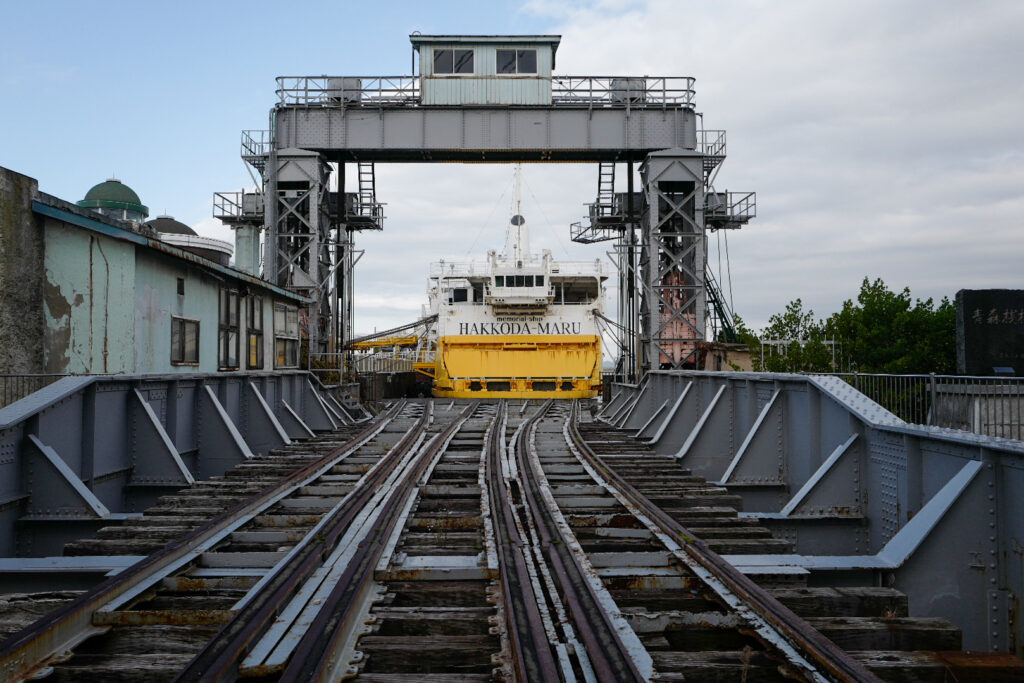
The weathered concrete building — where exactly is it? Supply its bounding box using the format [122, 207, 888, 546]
[0, 165, 308, 377]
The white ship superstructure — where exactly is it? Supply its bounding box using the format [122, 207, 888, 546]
[425, 172, 605, 397]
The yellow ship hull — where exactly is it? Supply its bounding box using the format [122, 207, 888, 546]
[432, 334, 601, 399]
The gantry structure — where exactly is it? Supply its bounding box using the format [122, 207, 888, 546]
[214, 34, 755, 378]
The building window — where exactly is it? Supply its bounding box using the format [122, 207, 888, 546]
[248, 295, 264, 370]
[496, 49, 537, 75]
[433, 48, 474, 74]
[176, 277, 185, 296]
[274, 303, 299, 368]
[171, 317, 199, 365]
[219, 288, 240, 370]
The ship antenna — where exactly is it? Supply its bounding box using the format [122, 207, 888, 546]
[513, 163, 522, 216]
[504, 164, 530, 262]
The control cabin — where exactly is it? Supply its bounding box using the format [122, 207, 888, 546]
[411, 34, 561, 106]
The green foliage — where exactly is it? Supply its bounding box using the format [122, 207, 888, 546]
[825, 278, 956, 373]
[738, 279, 956, 374]
[755, 299, 835, 372]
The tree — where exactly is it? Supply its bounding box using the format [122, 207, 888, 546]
[825, 278, 956, 373]
[756, 299, 834, 372]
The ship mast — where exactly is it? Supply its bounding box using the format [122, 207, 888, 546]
[503, 163, 530, 263]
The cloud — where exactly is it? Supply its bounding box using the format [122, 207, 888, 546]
[198, 1, 1024, 344]
[527, 0, 1024, 331]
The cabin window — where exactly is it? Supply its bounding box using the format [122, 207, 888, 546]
[453, 288, 468, 303]
[171, 317, 199, 365]
[525, 275, 534, 287]
[218, 288, 240, 370]
[274, 303, 299, 368]
[433, 49, 474, 74]
[247, 295, 264, 369]
[495, 276, 504, 287]
[496, 49, 537, 75]
[536, 275, 544, 286]
[515, 275, 525, 287]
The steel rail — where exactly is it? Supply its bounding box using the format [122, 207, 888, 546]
[0, 400, 408, 683]
[175, 400, 439, 681]
[566, 401, 880, 683]
[279, 401, 481, 681]
[487, 400, 563, 682]
[517, 400, 647, 682]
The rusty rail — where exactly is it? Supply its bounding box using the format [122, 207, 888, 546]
[175, 400, 448, 681]
[517, 400, 647, 682]
[486, 400, 563, 681]
[0, 401, 407, 682]
[566, 400, 880, 682]
[278, 401, 481, 681]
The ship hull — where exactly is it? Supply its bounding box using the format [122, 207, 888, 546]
[432, 334, 601, 398]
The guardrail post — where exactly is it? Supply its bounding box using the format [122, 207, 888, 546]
[928, 373, 937, 426]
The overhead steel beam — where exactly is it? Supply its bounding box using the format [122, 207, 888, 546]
[273, 106, 697, 162]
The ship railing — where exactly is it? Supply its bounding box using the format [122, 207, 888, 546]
[275, 75, 695, 108]
[430, 261, 605, 278]
[430, 262, 489, 278]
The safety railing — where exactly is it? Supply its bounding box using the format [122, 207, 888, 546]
[551, 76, 696, 107]
[276, 76, 421, 106]
[430, 260, 604, 278]
[699, 129, 727, 157]
[241, 129, 271, 158]
[275, 75, 696, 108]
[810, 372, 1024, 440]
[0, 375, 67, 409]
[705, 191, 757, 221]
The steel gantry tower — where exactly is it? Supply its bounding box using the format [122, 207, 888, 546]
[216, 33, 753, 378]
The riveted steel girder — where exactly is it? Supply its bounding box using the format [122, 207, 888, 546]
[272, 106, 697, 162]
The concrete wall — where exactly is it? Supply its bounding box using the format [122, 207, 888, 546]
[0, 168, 45, 374]
[42, 220, 135, 374]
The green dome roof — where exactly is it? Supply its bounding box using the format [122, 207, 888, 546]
[78, 178, 149, 217]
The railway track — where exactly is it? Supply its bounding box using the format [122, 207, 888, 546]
[0, 398, 1021, 681]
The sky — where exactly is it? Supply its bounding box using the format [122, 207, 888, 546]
[2, 0, 1022, 339]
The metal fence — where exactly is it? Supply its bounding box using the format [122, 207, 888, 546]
[0, 375, 69, 409]
[811, 373, 1024, 440]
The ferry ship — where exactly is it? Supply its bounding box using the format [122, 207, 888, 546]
[425, 171, 605, 398]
